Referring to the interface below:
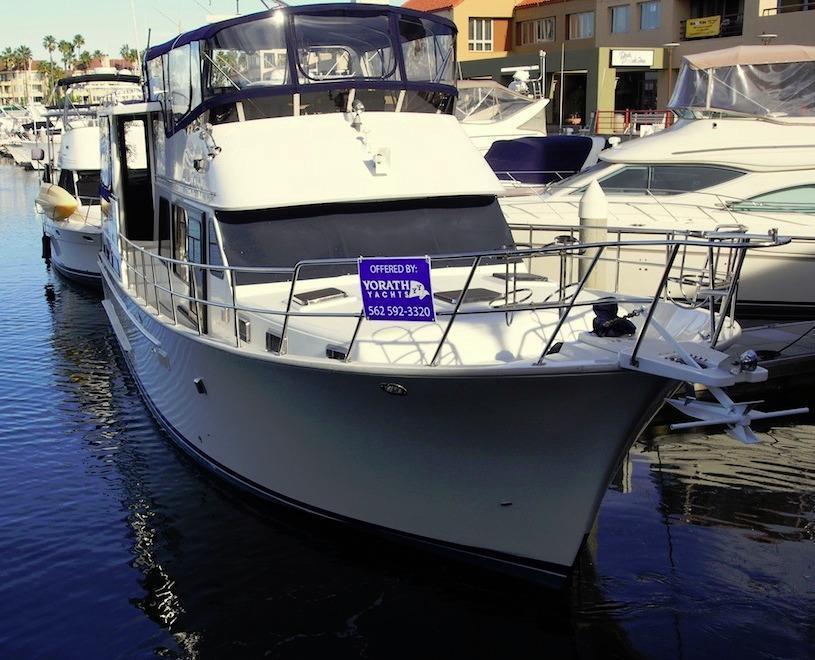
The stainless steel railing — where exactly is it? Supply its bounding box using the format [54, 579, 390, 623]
[109, 229, 789, 367]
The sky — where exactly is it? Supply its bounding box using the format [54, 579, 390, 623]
[0, 0, 378, 61]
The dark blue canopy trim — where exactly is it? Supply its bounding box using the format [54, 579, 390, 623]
[146, 3, 455, 60]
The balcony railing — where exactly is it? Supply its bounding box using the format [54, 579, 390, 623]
[680, 13, 743, 40]
[762, 2, 814, 14]
[593, 109, 675, 136]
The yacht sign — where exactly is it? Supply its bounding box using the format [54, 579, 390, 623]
[359, 257, 435, 322]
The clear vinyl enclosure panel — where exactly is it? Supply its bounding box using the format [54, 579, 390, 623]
[669, 60, 815, 118]
[145, 6, 457, 130]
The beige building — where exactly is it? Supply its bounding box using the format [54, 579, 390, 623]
[402, 0, 518, 60]
[0, 66, 45, 105]
[410, 0, 815, 129]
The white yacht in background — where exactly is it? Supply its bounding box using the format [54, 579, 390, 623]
[97, 5, 793, 585]
[36, 73, 142, 285]
[456, 79, 605, 184]
[501, 45, 815, 318]
[456, 79, 549, 153]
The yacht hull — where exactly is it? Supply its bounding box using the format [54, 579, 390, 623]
[102, 268, 670, 585]
[43, 219, 102, 286]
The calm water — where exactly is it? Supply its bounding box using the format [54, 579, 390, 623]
[1, 159, 814, 659]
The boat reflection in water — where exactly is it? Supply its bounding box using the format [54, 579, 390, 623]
[574, 412, 815, 659]
[42, 274, 815, 658]
[43, 277, 600, 658]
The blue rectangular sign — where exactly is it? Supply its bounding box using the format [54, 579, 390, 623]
[358, 257, 435, 322]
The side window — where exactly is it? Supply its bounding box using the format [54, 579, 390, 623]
[208, 218, 225, 279]
[598, 166, 648, 193]
[190, 41, 202, 109]
[187, 212, 203, 264]
[173, 205, 188, 281]
[158, 198, 171, 257]
[649, 165, 744, 195]
[731, 184, 815, 213]
[169, 44, 192, 123]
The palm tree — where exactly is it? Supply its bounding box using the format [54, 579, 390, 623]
[58, 40, 74, 71]
[37, 60, 63, 103]
[72, 34, 85, 61]
[91, 49, 105, 64]
[120, 44, 139, 70]
[77, 51, 92, 72]
[1, 47, 13, 71]
[15, 45, 33, 104]
[42, 35, 57, 67]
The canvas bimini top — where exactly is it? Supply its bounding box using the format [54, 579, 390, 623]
[669, 44, 815, 119]
[145, 3, 458, 135]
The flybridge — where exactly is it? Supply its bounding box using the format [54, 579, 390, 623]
[144, 3, 458, 134]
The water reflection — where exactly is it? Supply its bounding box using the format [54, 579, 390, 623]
[3, 159, 814, 659]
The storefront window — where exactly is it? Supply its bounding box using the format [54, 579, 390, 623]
[610, 5, 631, 33]
[568, 12, 595, 40]
[640, 1, 661, 30]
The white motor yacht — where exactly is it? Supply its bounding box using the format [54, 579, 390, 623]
[500, 45, 815, 318]
[36, 73, 142, 285]
[456, 79, 549, 153]
[96, 5, 795, 585]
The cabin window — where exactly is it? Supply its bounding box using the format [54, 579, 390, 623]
[730, 185, 815, 213]
[147, 56, 166, 102]
[173, 205, 188, 281]
[208, 218, 225, 279]
[58, 168, 76, 196]
[76, 171, 101, 204]
[188, 213, 206, 324]
[158, 197, 171, 257]
[216, 196, 514, 285]
[293, 11, 399, 83]
[169, 44, 192, 122]
[190, 41, 203, 109]
[399, 16, 455, 84]
[597, 165, 744, 195]
[648, 165, 744, 194]
[598, 166, 649, 193]
[206, 15, 289, 91]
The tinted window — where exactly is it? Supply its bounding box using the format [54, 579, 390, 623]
[208, 218, 224, 279]
[598, 166, 648, 193]
[158, 198, 171, 257]
[76, 171, 101, 203]
[649, 165, 743, 194]
[58, 168, 76, 196]
[731, 184, 815, 213]
[217, 197, 514, 285]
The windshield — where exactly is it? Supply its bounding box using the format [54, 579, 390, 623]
[293, 11, 398, 83]
[216, 197, 514, 285]
[456, 85, 535, 123]
[206, 14, 289, 91]
[669, 61, 815, 117]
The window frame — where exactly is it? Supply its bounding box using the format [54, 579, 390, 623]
[610, 5, 631, 33]
[516, 17, 556, 45]
[639, 1, 661, 31]
[468, 18, 494, 52]
[567, 11, 595, 40]
[591, 164, 746, 196]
